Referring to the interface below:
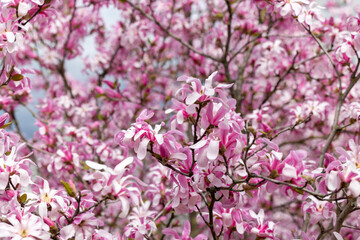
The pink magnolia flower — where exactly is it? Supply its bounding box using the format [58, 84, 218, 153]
[347, 16, 360, 32]
[0, 213, 50, 239]
[303, 196, 334, 224]
[278, 0, 310, 17]
[162, 220, 207, 240]
[30, 179, 66, 218]
[60, 212, 99, 240]
[0, 144, 31, 191]
[116, 110, 164, 160]
[249, 209, 275, 238]
[176, 71, 232, 107]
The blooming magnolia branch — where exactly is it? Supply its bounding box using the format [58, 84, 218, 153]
[1, 0, 360, 239]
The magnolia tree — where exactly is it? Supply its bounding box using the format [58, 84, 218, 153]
[2, 0, 360, 239]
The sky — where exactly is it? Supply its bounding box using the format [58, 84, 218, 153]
[15, 6, 121, 138]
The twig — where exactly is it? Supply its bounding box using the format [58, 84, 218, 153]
[126, 0, 220, 62]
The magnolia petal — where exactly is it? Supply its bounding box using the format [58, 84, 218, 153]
[60, 225, 75, 239]
[134, 129, 145, 141]
[190, 140, 207, 149]
[327, 171, 339, 191]
[18, 2, 29, 17]
[236, 222, 245, 234]
[185, 92, 201, 105]
[18, 169, 29, 187]
[348, 180, 360, 196]
[32, 0, 44, 4]
[205, 71, 217, 88]
[0, 113, 8, 127]
[222, 213, 232, 227]
[216, 83, 233, 89]
[0, 172, 9, 190]
[39, 202, 47, 218]
[205, 88, 215, 96]
[182, 220, 191, 237]
[176, 111, 184, 124]
[119, 197, 130, 218]
[137, 138, 150, 160]
[354, 34, 360, 52]
[207, 140, 219, 160]
[249, 210, 258, 219]
[333, 232, 344, 240]
[125, 127, 135, 139]
[155, 133, 164, 145]
[170, 152, 187, 160]
[292, 3, 302, 16]
[282, 163, 297, 179]
[5, 32, 15, 43]
[280, 3, 291, 16]
[207, 173, 222, 187]
[86, 160, 106, 170]
[114, 157, 134, 174]
[162, 228, 179, 238]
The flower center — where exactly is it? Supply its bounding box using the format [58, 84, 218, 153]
[356, 162, 360, 169]
[20, 229, 28, 237]
[42, 193, 51, 203]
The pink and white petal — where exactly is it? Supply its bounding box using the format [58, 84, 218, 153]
[354, 34, 360, 52]
[170, 152, 187, 161]
[0, 172, 9, 190]
[282, 163, 298, 179]
[291, 3, 302, 16]
[280, 3, 291, 16]
[333, 232, 344, 240]
[207, 173, 222, 187]
[194, 234, 208, 240]
[134, 129, 145, 141]
[176, 111, 184, 124]
[114, 157, 133, 175]
[162, 228, 180, 239]
[5, 32, 15, 43]
[222, 213, 233, 227]
[39, 202, 48, 218]
[207, 140, 219, 160]
[125, 127, 135, 139]
[190, 140, 207, 149]
[18, 2, 29, 16]
[0, 113, 8, 127]
[348, 180, 360, 196]
[155, 133, 164, 145]
[326, 171, 339, 191]
[205, 88, 215, 96]
[185, 92, 202, 105]
[60, 225, 75, 239]
[205, 71, 217, 88]
[182, 220, 191, 237]
[18, 169, 29, 187]
[236, 222, 245, 234]
[216, 83, 233, 89]
[86, 160, 106, 170]
[119, 197, 130, 218]
[136, 138, 150, 160]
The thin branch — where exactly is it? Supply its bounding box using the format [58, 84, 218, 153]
[302, 24, 342, 90]
[126, 0, 220, 62]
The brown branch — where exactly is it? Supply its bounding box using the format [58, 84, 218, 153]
[125, 0, 220, 62]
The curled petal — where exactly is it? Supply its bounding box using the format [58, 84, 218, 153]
[137, 138, 150, 160]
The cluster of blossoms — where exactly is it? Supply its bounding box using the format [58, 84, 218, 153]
[1, 0, 360, 239]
